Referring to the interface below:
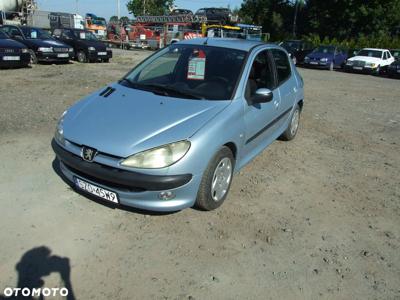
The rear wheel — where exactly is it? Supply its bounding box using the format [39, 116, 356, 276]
[280, 104, 301, 141]
[195, 147, 234, 211]
[77, 51, 87, 63]
[103, 58, 110, 63]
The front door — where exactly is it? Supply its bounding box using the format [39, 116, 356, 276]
[242, 49, 281, 161]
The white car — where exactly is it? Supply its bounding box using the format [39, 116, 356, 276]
[345, 48, 395, 74]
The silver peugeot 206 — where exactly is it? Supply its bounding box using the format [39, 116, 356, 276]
[52, 38, 304, 212]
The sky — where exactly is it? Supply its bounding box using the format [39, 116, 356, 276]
[36, 0, 244, 20]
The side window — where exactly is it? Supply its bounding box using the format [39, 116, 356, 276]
[271, 49, 291, 86]
[245, 50, 275, 101]
[0, 26, 11, 35]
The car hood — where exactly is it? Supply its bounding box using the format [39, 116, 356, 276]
[76, 39, 106, 51]
[0, 38, 26, 49]
[29, 39, 69, 48]
[307, 52, 333, 59]
[63, 83, 230, 158]
[348, 56, 381, 63]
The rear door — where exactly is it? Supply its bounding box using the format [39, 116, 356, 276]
[270, 48, 296, 130]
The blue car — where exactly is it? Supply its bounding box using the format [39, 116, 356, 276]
[304, 45, 348, 70]
[52, 38, 304, 212]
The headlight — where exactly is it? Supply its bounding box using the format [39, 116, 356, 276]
[366, 62, 377, 68]
[88, 47, 96, 51]
[320, 58, 328, 62]
[21, 48, 29, 53]
[346, 60, 354, 65]
[304, 56, 310, 62]
[69, 47, 74, 52]
[54, 111, 67, 145]
[121, 141, 191, 169]
[38, 47, 53, 53]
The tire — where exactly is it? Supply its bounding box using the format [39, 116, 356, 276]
[280, 104, 301, 141]
[375, 65, 381, 75]
[77, 51, 87, 63]
[28, 50, 37, 65]
[195, 147, 235, 211]
[103, 58, 110, 63]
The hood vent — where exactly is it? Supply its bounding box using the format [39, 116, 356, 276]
[99, 87, 116, 98]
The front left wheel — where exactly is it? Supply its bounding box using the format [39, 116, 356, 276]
[195, 147, 234, 211]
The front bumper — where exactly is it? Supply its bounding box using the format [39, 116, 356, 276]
[0, 53, 30, 67]
[36, 51, 73, 62]
[344, 65, 377, 73]
[87, 50, 113, 61]
[52, 139, 199, 211]
[304, 61, 331, 69]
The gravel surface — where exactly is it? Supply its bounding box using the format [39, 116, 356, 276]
[0, 49, 399, 299]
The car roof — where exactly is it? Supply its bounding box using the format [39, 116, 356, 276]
[177, 38, 272, 52]
[362, 48, 388, 51]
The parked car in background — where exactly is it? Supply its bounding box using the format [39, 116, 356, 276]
[0, 30, 30, 68]
[388, 60, 400, 78]
[195, 8, 232, 23]
[390, 49, 400, 60]
[280, 40, 314, 65]
[52, 38, 304, 212]
[170, 9, 193, 15]
[53, 28, 112, 63]
[304, 45, 348, 70]
[345, 48, 395, 74]
[0, 25, 73, 64]
[347, 48, 360, 59]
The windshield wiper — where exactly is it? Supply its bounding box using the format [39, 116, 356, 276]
[138, 83, 205, 100]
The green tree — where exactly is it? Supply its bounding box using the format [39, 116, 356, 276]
[109, 15, 119, 23]
[127, 0, 174, 16]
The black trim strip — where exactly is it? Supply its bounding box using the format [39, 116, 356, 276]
[52, 139, 192, 191]
[245, 107, 292, 145]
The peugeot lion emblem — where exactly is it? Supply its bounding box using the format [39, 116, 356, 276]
[82, 146, 97, 162]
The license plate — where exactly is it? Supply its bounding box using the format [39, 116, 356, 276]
[98, 52, 107, 56]
[3, 56, 20, 61]
[57, 53, 69, 58]
[310, 61, 318, 65]
[354, 66, 363, 70]
[74, 177, 119, 204]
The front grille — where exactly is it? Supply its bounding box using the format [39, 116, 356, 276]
[0, 48, 20, 53]
[353, 60, 366, 67]
[63, 161, 146, 193]
[53, 47, 69, 53]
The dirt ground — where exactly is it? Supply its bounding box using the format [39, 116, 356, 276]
[0, 49, 399, 300]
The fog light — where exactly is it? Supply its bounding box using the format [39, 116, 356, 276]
[158, 191, 175, 200]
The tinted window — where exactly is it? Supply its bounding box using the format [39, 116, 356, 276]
[245, 50, 275, 101]
[271, 49, 291, 85]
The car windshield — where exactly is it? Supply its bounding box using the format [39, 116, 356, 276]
[313, 46, 335, 54]
[74, 30, 98, 41]
[21, 27, 52, 40]
[281, 41, 301, 51]
[0, 31, 9, 39]
[122, 44, 247, 100]
[357, 49, 383, 58]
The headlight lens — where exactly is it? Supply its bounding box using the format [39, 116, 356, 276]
[88, 47, 96, 51]
[21, 48, 29, 53]
[54, 111, 67, 145]
[320, 57, 328, 62]
[366, 62, 376, 68]
[69, 47, 74, 52]
[121, 141, 191, 169]
[38, 47, 53, 52]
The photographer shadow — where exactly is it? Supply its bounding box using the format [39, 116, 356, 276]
[0, 246, 75, 300]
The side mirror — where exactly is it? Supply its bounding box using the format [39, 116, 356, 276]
[252, 88, 273, 103]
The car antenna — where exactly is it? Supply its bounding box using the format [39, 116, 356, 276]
[203, 38, 208, 45]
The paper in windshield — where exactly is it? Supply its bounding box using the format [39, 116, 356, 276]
[187, 49, 206, 80]
[80, 32, 86, 39]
